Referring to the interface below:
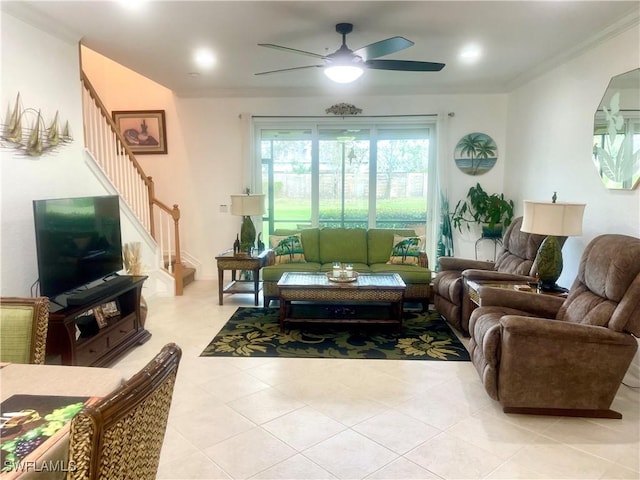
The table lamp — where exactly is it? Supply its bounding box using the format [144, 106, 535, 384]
[521, 195, 586, 292]
[230, 192, 265, 254]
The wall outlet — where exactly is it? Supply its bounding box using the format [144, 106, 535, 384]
[219, 204, 228, 213]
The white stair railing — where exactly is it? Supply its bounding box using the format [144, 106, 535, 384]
[80, 72, 183, 295]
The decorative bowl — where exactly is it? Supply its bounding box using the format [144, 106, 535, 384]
[326, 271, 358, 283]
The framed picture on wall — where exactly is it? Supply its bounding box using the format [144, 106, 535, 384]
[112, 110, 167, 154]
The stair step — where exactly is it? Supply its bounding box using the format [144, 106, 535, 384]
[182, 267, 196, 287]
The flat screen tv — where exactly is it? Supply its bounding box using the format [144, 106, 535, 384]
[33, 195, 124, 299]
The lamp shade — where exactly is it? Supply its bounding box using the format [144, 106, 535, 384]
[521, 201, 585, 237]
[230, 194, 265, 217]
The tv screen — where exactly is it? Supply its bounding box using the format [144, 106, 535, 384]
[33, 195, 124, 298]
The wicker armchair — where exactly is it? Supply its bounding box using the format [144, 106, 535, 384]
[0, 297, 49, 364]
[66, 343, 182, 480]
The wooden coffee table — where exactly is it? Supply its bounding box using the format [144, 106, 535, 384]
[277, 272, 406, 331]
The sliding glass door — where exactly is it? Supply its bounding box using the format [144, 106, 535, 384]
[258, 118, 435, 241]
[318, 128, 370, 227]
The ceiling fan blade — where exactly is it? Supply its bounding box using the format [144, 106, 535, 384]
[354, 36, 414, 61]
[365, 59, 445, 72]
[255, 65, 323, 76]
[258, 43, 326, 59]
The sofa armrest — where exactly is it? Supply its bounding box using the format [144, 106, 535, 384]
[463, 270, 535, 282]
[418, 251, 429, 269]
[477, 286, 565, 319]
[265, 249, 276, 266]
[439, 257, 494, 272]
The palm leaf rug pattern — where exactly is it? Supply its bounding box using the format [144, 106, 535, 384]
[200, 307, 470, 361]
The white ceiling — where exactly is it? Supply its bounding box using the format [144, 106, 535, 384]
[3, 1, 639, 98]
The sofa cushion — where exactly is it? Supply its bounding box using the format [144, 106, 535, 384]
[270, 234, 306, 264]
[370, 263, 431, 284]
[367, 229, 417, 265]
[387, 234, 425, 265]
[319, 228, 368, 264]
[273, 228, 320, 263]
[262, 262, 321, 282]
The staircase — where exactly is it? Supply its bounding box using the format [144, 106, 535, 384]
[165, 255, 196, 289]
[80, 71, 193, 295]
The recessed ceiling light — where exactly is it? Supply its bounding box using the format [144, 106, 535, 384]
[460, 44, 482, 63]
[194, 48, 216, 69]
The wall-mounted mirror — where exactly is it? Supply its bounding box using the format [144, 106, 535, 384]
[592, 68, 640, 190]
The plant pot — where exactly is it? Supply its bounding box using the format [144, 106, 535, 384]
[481, 223, 503, 239]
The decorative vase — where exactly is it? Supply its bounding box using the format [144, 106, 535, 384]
[233, 234, 240, 255]
[257, 232, 265, 253]
[240, 215, 255, 253]
[535, 235, 563, 290]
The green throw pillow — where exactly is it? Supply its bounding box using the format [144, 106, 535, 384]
[387, 234, 424, 265]
[270, 234, 306, 264]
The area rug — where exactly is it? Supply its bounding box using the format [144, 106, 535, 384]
[200, 307, 470, 361]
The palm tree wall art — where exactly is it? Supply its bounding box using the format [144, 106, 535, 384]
[454, 132, 498, 175]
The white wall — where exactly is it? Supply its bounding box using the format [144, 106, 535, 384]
[505, 24, 640, 289]
[0, 14, 158, 297]
[174, 94, 508, 278]
[1, 14, 97, 296]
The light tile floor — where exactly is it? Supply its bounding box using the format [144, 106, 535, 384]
[112, 280, 640, 480]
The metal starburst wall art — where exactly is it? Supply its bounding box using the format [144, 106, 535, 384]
[1, 93, 73, 157]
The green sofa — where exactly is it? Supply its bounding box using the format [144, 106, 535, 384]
[262, 227, 431, 308]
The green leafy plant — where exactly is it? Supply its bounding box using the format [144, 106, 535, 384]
[451, 183, 514, 233]
[436, 190, 454, 267]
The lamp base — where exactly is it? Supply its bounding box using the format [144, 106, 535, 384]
[534, 235, 563, 290]
[240, 215, 256, 254]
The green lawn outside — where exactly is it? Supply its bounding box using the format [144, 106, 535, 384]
[264, 197, 427, 231]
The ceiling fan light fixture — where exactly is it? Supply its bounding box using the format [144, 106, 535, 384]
[324, 65, 364, 84]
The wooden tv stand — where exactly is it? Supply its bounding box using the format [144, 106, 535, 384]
[45, 275, 151, 367]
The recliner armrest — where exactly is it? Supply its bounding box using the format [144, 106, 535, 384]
[477, 286, 564, 318]
[438, 257, 494, 272]
[500, 315, 637, 345]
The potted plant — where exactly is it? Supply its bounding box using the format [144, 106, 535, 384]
[451, 183, 514, 237]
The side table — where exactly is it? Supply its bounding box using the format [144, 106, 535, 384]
[465, 278, 567, 311]
[215, 250, 269, 306]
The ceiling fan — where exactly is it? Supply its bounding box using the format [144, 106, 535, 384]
[255, 23, 445, 83]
